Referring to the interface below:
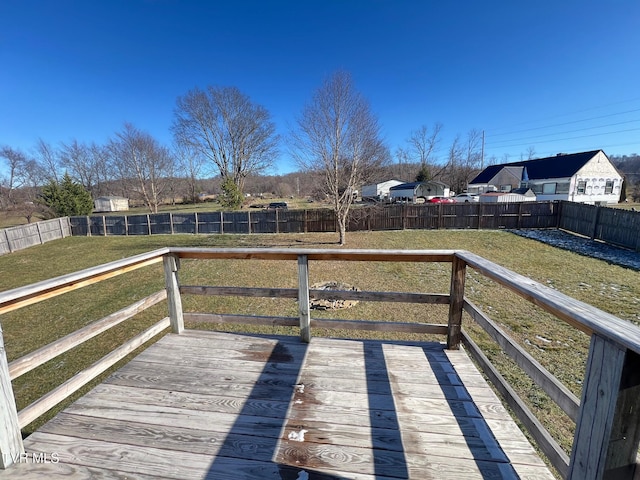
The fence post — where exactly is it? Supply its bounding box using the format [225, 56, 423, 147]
[247, 211, 252, 234]
[297, 254, 311, 343]
[102, 216, 107, 236]
[517, 202, 523, 229]
[86, 216, 92, 237]
[220, 212, 224, 234]
[568, 334, 640, 479]
[170, 213, 174, 235]
[0, 323, 24, 468]
[195, 212, 199, 235]
[590, 205, 601, 240]
[556, 201, 563, 229]
[4, 230, 12, 253]
[146, 215, 151, 235]
[35, 222, 43, 244]
[447, 255, 466, 349]
[163, 254, 184, 334]
[402, 204, 407, 230]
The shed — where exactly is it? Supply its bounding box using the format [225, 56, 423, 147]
[94, 196, 130, 212]
[389, 181, 450, 203]
[361, 180, 404, 200]
[480, 189, 536, 203]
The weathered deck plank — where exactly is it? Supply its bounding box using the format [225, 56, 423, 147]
[0, 330, 555, 479]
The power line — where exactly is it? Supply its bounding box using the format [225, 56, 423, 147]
[487, 97, 640, 134]
[488, 108, 640, 138]
[485, 141, 640, 161]
[486, 127, 640, 150]
[486, 119, 640, 148]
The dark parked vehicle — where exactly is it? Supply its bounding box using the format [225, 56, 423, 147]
[266, 202, 288, 210]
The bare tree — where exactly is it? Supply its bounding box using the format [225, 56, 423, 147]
[172, 85, 278, 206]
[88, 142, 115, 197]
[394, 147, 411, 182]
[173, 143, 209, 204]
[110, 123, 175, 213]
[34, 139, 60, 182]
[406, 123, 443, 180]
[60, 140, 94, 192]
[525, 146, 537, 160]
[0, 146, 29, 207]
[0, 146, 48, 222]
[443, 130, 483, 193]
[291, 71, 389, 245]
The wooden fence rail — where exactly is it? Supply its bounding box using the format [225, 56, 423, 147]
[0, 247, 639, 478]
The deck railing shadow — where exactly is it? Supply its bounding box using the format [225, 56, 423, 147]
[0, 247, 639, 479]
[422, 347, 517, 478]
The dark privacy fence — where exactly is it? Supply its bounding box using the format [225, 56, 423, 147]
[69, 202, 560, 237]
[558, 201, 640, 251]
[4, 201, 637, 256]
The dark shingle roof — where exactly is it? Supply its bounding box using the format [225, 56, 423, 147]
[389, 180, 448, 190]
[470, 150, 603, 184]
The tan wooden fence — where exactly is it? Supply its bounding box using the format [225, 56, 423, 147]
[0, 218, 72, 255]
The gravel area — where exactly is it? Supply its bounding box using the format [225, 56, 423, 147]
[510, 229, 640, 271]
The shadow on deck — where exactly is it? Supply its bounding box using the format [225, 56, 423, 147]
[0, 329, 553, 479]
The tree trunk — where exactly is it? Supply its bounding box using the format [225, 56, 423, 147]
[338, 215, 347, 245]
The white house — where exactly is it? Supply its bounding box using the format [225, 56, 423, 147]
[468, 150, 623, 205]
[389, 181, 450, 203]
[361, 180, 404, 200]
[94, 196, 129, 212]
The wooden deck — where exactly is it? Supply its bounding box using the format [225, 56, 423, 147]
[0, 330, 554, 479]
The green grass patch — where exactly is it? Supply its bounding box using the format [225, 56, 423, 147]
[1, 229, 639, 476]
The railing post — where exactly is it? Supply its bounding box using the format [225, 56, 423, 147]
[447, 255, 466, 349]
[163, 254, 184, 334]
[297, 254, 311, 343]
[568, 334, 640, 480]
[0, 323, 24, 468]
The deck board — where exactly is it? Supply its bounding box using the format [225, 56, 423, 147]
[0, 330, 555, 479]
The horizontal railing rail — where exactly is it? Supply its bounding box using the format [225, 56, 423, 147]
[0, 246, 638, 479]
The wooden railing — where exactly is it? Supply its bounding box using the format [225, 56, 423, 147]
[0, 247, 639, 479]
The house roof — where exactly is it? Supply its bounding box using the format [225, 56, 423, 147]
[470, 150, 604, 184]
[389, 180, 448, 190]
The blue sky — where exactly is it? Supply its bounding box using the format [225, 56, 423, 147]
[1, 0, 640, 175]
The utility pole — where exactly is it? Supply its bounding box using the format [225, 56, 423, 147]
[481, 130, 485, 169]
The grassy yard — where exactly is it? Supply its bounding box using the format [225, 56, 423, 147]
[1, 229, 639, 475]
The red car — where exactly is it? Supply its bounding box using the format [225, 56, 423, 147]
[427, 196, 455, 204]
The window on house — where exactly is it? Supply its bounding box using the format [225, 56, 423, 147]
[556, 182, 570, 194]
[500, 185, 512, 192]
[605, 180, 614, 194]
[577, 181, 587, 194]
[542, 183, 556, 194]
